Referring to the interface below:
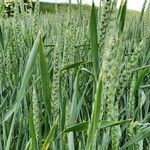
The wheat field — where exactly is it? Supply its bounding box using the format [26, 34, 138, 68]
[0, 0, 150, 150]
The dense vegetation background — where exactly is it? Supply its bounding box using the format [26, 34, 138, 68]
[0, 0, 150, 150]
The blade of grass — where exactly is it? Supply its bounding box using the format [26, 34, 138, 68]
[61, 119, 131, 134]
[117, 0, 127, 35]
[133, 68, 149, 96]
[39, 34, 51, 119]
[42, 117, 58, 150]
[67, 69, 80, 150]
[0, 25, 4, 49]
[86, 73, 103, 150]
[90, 2, 99, 80]
[4, 30, 42, 122]
[60, 60, 92, 72]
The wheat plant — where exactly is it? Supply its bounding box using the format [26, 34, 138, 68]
[0, 0, 150, 150]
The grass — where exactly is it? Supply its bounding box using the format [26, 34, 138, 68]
[0, 0, 150, 150]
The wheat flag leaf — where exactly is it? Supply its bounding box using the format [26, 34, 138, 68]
[61, 119, 131, 134]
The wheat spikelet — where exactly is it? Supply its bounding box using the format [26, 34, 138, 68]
[32, 85, 40, 142]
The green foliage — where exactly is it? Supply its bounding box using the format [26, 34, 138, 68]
[86, 74, 103, 150]
[121, 126, 150, 149]
[38, 33, 51, 118]
[117, 0, 127, 35]
[42, 117, 58, 150]
[0, 1, 150, 150]
[90, 2, 99, 80]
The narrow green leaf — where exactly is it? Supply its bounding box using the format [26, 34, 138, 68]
[99, 119, 132, 130]
[133, 68, 149, 96]
[69, 69, 80, 125]
[3, 30, 42, 122]
[60, 61, 92, 71]
[62, 122, 88, 134]
[67, 69, 80, 150]
[86, 73, 103, 149]
[5, 30, 42, 150]
[0, 25, 4, 49]
[61, 119, 131, 134]
[90, 2, 99, 80]
[39, 34, 51, 118]
[140, 0, 148, 21]
[118, 0, 127, 35]
[42, 117, 58, 150]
